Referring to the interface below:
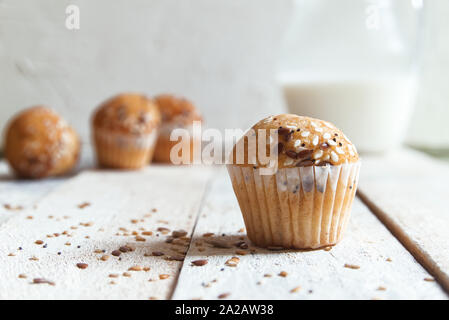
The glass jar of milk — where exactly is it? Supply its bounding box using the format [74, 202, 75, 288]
[278, 0, 426, 153]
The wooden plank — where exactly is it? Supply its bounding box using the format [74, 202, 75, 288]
[0, 162, 62, 225]
[0, 144, 93, 226]
[357, 149, 449, 294]
[173, 167, 447, 300]
[0, 165, 212, 300]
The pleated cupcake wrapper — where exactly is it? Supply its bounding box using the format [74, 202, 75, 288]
[227, 162, 361, 249]
[94, 128, 158, 168]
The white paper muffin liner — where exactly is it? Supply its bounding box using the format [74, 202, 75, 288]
[227, 162, 361, 249]
[93, 128, 158, 168]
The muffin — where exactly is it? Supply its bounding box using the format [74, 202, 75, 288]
[92, 93, 161, 169]
[153, 94, 203, 163]
[227, 114, 360, 249]
[4, 106, 80, 179]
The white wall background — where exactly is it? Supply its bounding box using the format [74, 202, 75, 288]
[0, 0, 290, 145]
[0, 0, 448, 148]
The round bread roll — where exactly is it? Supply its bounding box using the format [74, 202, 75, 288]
[227, 114, 360, 250]
[4, 106, 80, 179]
[153, 94, 203, 163]
[92, 93, 161, 169]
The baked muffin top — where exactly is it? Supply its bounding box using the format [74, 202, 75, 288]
[231, 114, 359, 168]
[155, 94, 202, 125]
[93, 93, 161, 134]
[4, 106, 80, 178]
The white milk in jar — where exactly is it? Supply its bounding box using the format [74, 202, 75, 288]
[280, 73, 417, 153]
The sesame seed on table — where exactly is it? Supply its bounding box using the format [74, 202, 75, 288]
[0, 148, 449, 299]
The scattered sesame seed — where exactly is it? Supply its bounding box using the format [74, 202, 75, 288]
[192, 259, 208, 266]
[172, 230, 188, 238]
[225, 257, 240, 267]
[301, 131, 310, 138]
[279, 271, 288, 277]
[312, 136, 319, 146]
[76, 263, 88, 269]
[218, 293, 230, 299]
[100, 255, 110, 261]
[159, 274, 170, 280]
[18, 274, 27, 279]
[33, 278, 55, 286]
[78, 202, 91, 209]
[128, 265, 143, 272]
[290, 286, 301, 293]
[344, 264, 360, 270]
[157, 227, 170, 234]
[111, 250, 121, 257]
[119, 246, 133, 253]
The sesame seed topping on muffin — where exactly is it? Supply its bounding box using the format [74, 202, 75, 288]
[155, 94, 202, 125]
[231, 114, 359, 168]
[93, 93, 161, 135]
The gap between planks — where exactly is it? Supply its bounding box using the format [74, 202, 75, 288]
[358, 190, 449, 295]
[167, 170, 216, 300]
[357, 149, 449, 296]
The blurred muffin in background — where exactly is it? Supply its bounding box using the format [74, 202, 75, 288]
[153, 94, 203, 163]
[92, 93, 161, 169]
[4, 106, 80, 179]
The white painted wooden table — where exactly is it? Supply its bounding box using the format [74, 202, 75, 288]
[0, 149, 448, 300]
